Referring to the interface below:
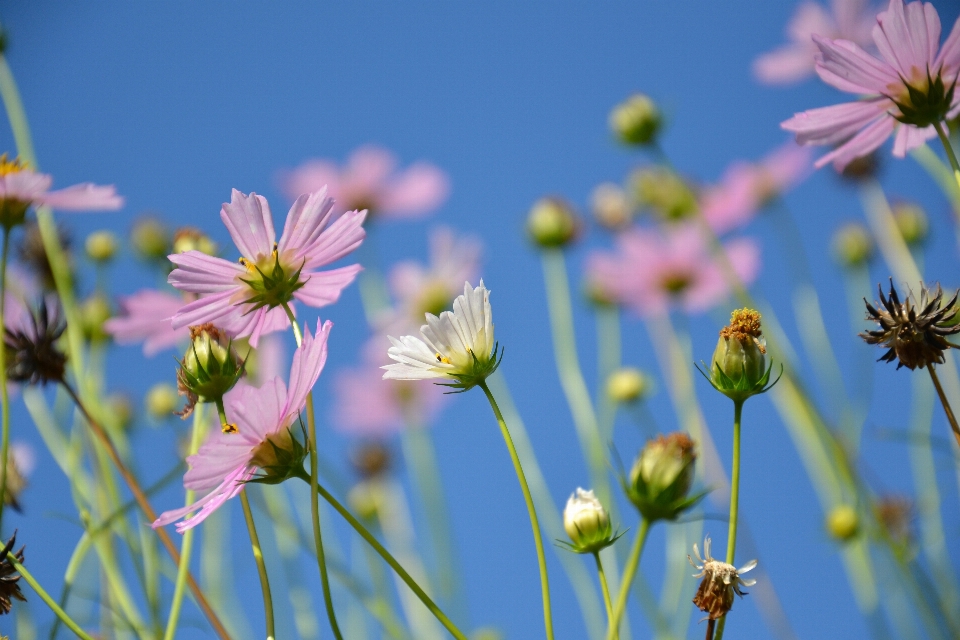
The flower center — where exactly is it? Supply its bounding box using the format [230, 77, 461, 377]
[0, 155, 27, 176]
[888, 66, 956, 128]
[661, 272, 692, 294]
[235, 243, 306, 310]
[415, 281, 452, 319]
[250, 428, 295, 469]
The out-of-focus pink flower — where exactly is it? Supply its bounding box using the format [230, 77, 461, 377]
[701, 143, 813, 233]
[382, 226, 482, 334]
[0, 156, 123, 212]
[586, 223, 760, 316]
[105, 289, 187, 356]
[755, 0, 877, 84]
[153, 320, 331, 533]
[782, 0, 960, 170]
[168, 188, 364, 347]
[278, 145, 449, 220]
[332, 356, 445, 438]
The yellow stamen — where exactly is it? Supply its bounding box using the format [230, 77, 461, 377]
[0, 154, 28, 176]
[435, 353, 451, 364]
[222, 422, 238, 434]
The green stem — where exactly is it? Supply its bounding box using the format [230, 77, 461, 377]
[477, 380, 554, 640]
[6, 552, 94, 640]
[240, 491, 275, 640]
[933, 121, 960, 194]
[0, 228, 11, 534]
[163, 405, 206, 640]
[594, 552, 615, 640]
[298, 474, 469, 640]
[282, 301, 344, 639]
[606, 518, 651, 640]
[714, 400, 744, 640]
[927, 366, 960, 450]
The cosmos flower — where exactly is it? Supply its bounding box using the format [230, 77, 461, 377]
[4, 298, 67, 386]
[278, 145, 449, 220]
[700, 143, 812, 234]
[152, 319, 331, 533]
[382, 281, 499, 391]
[754, 0, 877, 84]
[688, 535, 757, 620]
[105, 289, 187, 356]
[782, 0, 960, 169]
[585, 223, 759, 317]
[168, 188, 364, 347]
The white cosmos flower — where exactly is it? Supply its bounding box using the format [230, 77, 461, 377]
[382, 280, 499, 389]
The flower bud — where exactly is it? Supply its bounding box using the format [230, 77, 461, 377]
[630, 166, 698, 222]
[348, 481, 382, 521]
[351, 442, 391, 479]
[527, 197, 579, 248]
[176, 324, 244, 420]
[827, 504, 859, 542]
[609, 94, 661, 146]
[173, 227, 218, 256]
[145, 382, 179, 420]
[85, 230, 118, 263]
[831, 223, 873, 268]
[706, 308, 777, 403]
[563, 488, 615, 553]
[131, 216, 171, 261]
[627, 432, 702, 521]
[606, 367, 650, 404]
[80, 293, 112, 343]
[107, 393, 134, 431]
[891, 201, 928, 246]
[838, 153, 880, 183]
[590, 183, 632, 230]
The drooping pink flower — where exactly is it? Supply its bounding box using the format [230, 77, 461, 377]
[153, 320, 331, 533]
[105, 289, 187, 356]
[754, 0, 877, 84]
[586, 223, 760, 316]
[700, 143, 813, 233]
[0, 158, 123, 213]
[782, 0, 960, 169]
[168, 188, 364, 347]
[278, 145, 449, 220]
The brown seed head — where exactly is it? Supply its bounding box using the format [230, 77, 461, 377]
[0, 533, 26, 615]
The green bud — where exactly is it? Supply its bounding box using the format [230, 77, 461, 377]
[527, 197, 579, 248]
[107, 393, 134, 431]
[831, 223, 873, 268]
[562, 488, 617, 554]
[173, 227, 218, 256]
[891, 201, 928, 246]
[590, 183, 632, 230]
[177, 324, 245, 412]
[80, 293, 112, 343]
[348, 481, 382, 521]
[626, 433, 702, 522]
[606, 367, 650, 403]
[827, 505, 859, 542]
[145, 382, 179, 420]
[609, 93, 661, 146]
[630, 166, 698, 222]
[131, 216, 171, 261]
[703, 308, 778, 403]
[85, 230, 119, 263]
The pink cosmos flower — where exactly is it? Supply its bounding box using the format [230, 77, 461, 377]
[278, 145, 449, 220]
[105, 289, 187, 356]
[168, 188, 365, 347]
[586, 223, 760, 316]
[782, 0, 960, 169]
[700, 143, 813, 233]
[153, 319, 331, 533]
[754, 0, 877, 84]
[0, 159, 123, 213]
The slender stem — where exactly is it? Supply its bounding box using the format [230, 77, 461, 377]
[477, 380, 554, 640]
[725, 400, 744, 565]
[593, 552, 615, 639]
[299, 475, 469, 640]
[927, 366, 960, 449]
[705, 618, 716, 640]
[240, 491, 276, 640]
[60, 382, 231, 640]
[281, 301, 344, 638]
[0, 228, 11, 533]
[606, 518, 651, 640]
[933, 121, 960, 194]
[4, 551, 94, 640]
[163, 405, 206, 640]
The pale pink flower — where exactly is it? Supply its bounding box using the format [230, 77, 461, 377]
[153, 320, 331, 533]
[278, 145, 449, 220]
[782, 0, 960, 169]
[700, 143, 813, 233]
[168, 188, 364, 347]
[586, 224, 760, 316]
[0, 161, 123, 212]
[105, 289, 187, 356]
[754, 0, 877, 84]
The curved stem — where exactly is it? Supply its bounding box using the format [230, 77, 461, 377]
[0, 229, 11, 533]
[282, 301, 343, 638]
[933, 121, 960, 194]
[478, 380, 554, 640]
[927, 366, 960, 449]
[606, 518, 651, 640]
[4, 550, 94, 640]
[163, 405, 206, 640]
[240, 491, 275, 640]
[299, 475, 469, 640]
[593, 552, 615, 640]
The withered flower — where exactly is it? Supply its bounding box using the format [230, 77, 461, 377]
[0, 533, 26, 615]
[17, 221, 71, 292]
[688, 535, 756, 621]
[861, 280, 960, 370]
[351, 442, 391, 479]
[5, 299, 67, 385]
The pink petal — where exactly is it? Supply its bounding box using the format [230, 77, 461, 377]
[38, 183, 124, 211]
[277, 160, 341, 203]
[380, 163, 450, 217]
[168, 252, 244, 293]
[782, 99, 889, 146]
[935, 14, 960, 71]
[294, 265, 362, 307]
[284, 319, 332, 419]
[300, 209, 367, 271]
[170, 290, 238, 329]
[220, 189, 277, 260]
[0, 171, 52, 202]
[891, 122, 936, 156]
[278, 188, 335, 256]
[225, 378, 288, 441]
[104, 289, 186, 356]
[813, 35, 898, 93]
[152, 465, 250, 530]
[814, 114, 897, 169]
[754, 46, 820, 84]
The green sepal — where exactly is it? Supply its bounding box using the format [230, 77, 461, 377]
[695, 359, 782, 404]
[238, 253, 307, 312]
[623, 459, 708, 522]
[555, 527, 628, 555]
[889, 70, 957, 128]
[176, 340, 247, 404]
[244, 420, 310, 486]
[436, 343, 504, 393]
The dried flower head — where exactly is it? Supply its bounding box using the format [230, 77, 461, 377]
[4, 299, 66, 385]
[351, 442, 391, 479]
[688, 535, 756, 621]
[876, 495, 913, 544]
[861, 280, 960, 370]
[0, 533, 26, 615]
[17, 221, 71, 292]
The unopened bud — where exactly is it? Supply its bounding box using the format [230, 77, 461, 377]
[563, 488, 615, 553]
[351, 443, 391, 479]
[707, 308, 777, 403]
[131, 216, 171, 261]
[630, 166, 697, 222]
[108, 393, 134, 431]
[80, 293, 112, 343]
[177, 324, 244, 421]
[348, 481, 382, 521]
[173, 227, 218, 256]
[606, 367, 650, 403]
[838, 153, 880, 183]
[891, 201, 928, 246]
[85, 230, 118, 263]
[832, 223, 873, 268]
[145, 383, 179, 420]
[827, 504, 859, 542]
[527, 197, 579, 248]
[627, 432, 701, 521]
[590, 183, 632, 230]
[609, 94, 661, 146]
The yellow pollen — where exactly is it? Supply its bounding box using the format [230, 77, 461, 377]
[435, 353, 451, 364]
[0, 154, 28, 176]
[238, 257, 257, 273]
[222, 422, 238, 434]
